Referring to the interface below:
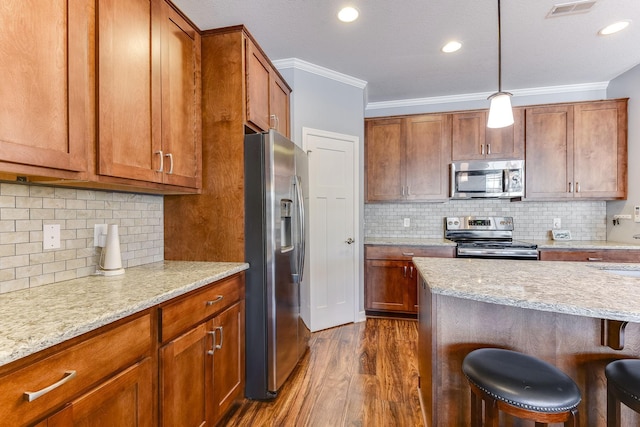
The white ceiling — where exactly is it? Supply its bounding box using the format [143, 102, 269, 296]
[171, 0, 640, 105]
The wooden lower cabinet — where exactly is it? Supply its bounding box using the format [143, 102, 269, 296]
[0, 273, 246, 427]
[159, 274, 246, 426]
[41, 358, 153, 427]
[365, 245, 455, 315]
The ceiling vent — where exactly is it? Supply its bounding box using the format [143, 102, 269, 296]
[547, 0, 596, 18]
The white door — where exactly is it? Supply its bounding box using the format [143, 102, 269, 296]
[302, 127, 359, 332]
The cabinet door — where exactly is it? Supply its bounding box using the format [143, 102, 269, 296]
[160, 322, 211, 427]
[365, 118, 403, 201]
[451, 111, 486, 161]
[405, 114, 451, 200]
[160, 1, 201, 188]
[97, 0, 162, 183]
[485, 107, 524, 159]
[0, 0, 89, 173]
[573, 100, 627, 199]
[270, 73, 291, 137]
[525, 105, 574, 199]
[365, 260, 411, 312]
[452, 109, 523, 161]
[211, 301, 245, 423]
[245, 39, 271, 132]
[46, 358, 153, 427]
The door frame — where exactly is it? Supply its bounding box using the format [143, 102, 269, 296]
[302, 127, 363, 325]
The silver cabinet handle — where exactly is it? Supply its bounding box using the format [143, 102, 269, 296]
[24, 370, 77, 402]
[206, 295, 223, 306]
[587, 257, 603, 262]
[568, 182, 573, 193]
[409, 265, 414, 279]
[345, 238, 355, 245]
[487, 144, 491, 155]
[481, 144, 485, 155]
[402, 252, 414, 256]
[406, 185, 410, 196]
[207, 326, 224, 355]
[165, 153, 174, 174]
[401, 186, 405, 196]
[402, 265, 407, 278]
[270, 114, 279, 130]
[576, 182, 580, 193]
[214, 326, 223, 350]
[155, 150, 164, 172]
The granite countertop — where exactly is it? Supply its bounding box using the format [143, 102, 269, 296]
[413, 257, 640, 323]
[364, 237, 455, 246]
[0, 261, 248, 367]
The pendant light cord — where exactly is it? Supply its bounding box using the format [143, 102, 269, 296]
[497, 0, 503, 92]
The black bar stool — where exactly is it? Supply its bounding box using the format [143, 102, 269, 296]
[605, 359, 640, 427]
[462, 348, 581, 427]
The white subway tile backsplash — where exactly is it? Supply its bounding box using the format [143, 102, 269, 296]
[0, 182, 164, 294]
[365, 199, 607, 241]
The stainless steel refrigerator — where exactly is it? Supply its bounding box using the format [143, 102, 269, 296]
[244, 130, 310, 400]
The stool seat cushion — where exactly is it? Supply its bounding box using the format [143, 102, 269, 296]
[606, 359, 640, 401]
[462, 348, 581, 413]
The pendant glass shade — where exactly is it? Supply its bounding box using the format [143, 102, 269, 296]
[487, 92, 514, 128]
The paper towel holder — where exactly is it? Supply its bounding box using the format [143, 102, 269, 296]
[98, 224, 125, 276]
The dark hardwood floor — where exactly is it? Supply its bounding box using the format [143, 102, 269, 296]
[218, 318, 424, 426]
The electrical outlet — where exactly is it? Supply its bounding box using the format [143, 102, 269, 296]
[553, 218, 561, 229]
[636, 206, 640, 223]
[403, 218, 410, 227]
[43, 224, 60, 250]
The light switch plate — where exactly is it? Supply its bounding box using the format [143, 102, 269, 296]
[403, 218, 410, 227]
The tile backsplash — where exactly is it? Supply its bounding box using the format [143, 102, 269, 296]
[0, 183, 163, 294]
[365, 199, 607, 241]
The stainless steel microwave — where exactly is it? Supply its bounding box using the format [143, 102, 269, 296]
[450, 160, 524, 199]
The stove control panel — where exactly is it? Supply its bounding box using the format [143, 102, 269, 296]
[445, 216, 514, 231]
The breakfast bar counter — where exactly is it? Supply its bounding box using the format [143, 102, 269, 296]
[414, 257, 640, 426]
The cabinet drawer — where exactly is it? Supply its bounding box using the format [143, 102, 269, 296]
[160, 273, 244, 342]
[0, 313, 151, 427]
[365, 245, 455, 260]
[539, 249, 640, 263]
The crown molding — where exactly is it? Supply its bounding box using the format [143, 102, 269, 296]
[272, 58, 368, 90]
[366, 81, 610, 111]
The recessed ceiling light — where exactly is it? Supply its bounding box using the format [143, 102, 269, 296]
[338, 6, 359, 23]
[598, 20, 631, 36]
[442, 41, 462, 53]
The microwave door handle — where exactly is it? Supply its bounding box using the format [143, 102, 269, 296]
[503, 169, 509, 192]
[450, 166, 455, 197]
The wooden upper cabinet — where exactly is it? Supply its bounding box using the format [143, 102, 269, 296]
[97, 0, 162, 183]
[405, 114, 451, 200]
[365, 118, 403, 201]
[97, 0, 201, 189]
[573, 100, 627, 199]
[451, 108, 523, 161]
[270, 73, 291, 137]
[525, 99, 627, 200]
[160, 2, 202, 188]
[365, 114, 450, 202]
[245, 36, 291, 136]
[0, 0, 90, 175]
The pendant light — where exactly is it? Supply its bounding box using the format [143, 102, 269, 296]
[487, 0, 514, 128]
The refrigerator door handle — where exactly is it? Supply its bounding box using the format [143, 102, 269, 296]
[294, 175, 306, 284]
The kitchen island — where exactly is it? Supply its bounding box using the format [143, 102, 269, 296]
[414, 257, 640, 426]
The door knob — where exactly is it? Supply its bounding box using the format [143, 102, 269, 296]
[345, 238, 355, 244]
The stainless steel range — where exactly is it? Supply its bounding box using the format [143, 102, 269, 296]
[445, 216, 538, 260]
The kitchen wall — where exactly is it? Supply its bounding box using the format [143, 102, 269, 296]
[0, 183, 163, 294]
[365, 199, 606, 241]
[607, 63, 640, 242]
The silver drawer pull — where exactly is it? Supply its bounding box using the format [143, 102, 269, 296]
[206, 296, 223, 306]
[24, 370, 76, 402]
[402, 252, 414, 256]
[587, 257, 603, 261]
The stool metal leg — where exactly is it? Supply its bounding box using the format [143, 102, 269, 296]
[566, 408, 580, 427]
